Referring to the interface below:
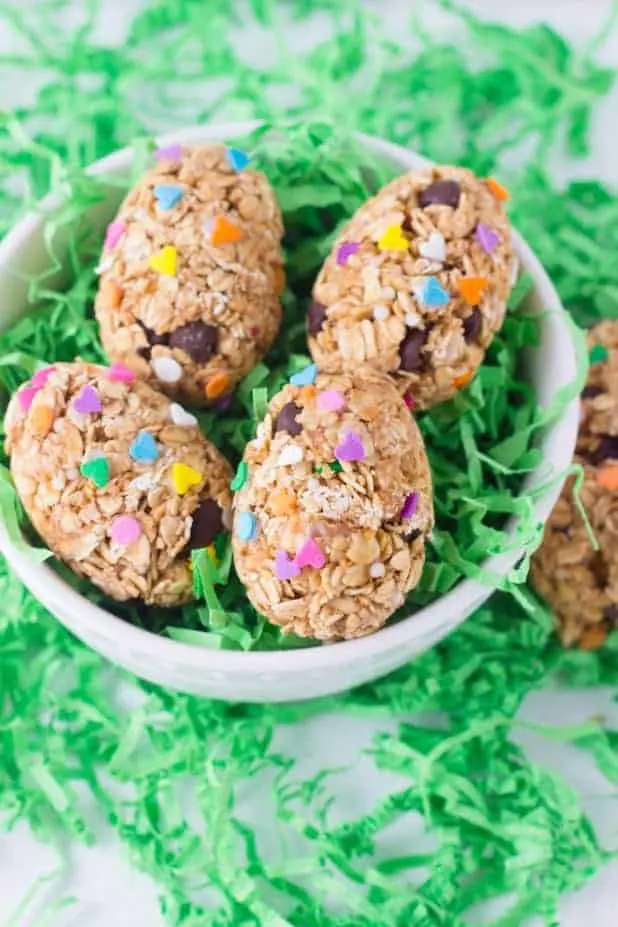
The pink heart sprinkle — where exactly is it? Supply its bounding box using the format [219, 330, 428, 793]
[336, 242, 360, 266]
[403, 392, 416, 410]
[476, 223, 500, 254]
[401, 491, 419, 519]
[104, 220, 125, 251]
[108, 362, 136, 383]
[155, 143, 182, 161]
[72, 385, 102, 415]
[335, 430, 365, 463]
[275, 550, 301, 581]
[317, 389, 346, 413]
[31, 366, 56, 388]
[17, 385, 40, 412]
[295, 538, 326, 570]
[110, 514, 142, 546]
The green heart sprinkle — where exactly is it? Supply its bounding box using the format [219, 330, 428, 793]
[230, 460, 248, 491]
[329, 460, 343, 473]
[80, 455, 110, 488]
[589, 344, 609, 364]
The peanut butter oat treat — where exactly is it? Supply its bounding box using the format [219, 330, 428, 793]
[6, 362, 232, 606]
[95, 143, 285, 407]
[531, 322, 618, 648]
[309, 167, 514, 408]
[231, 366, 434, 640]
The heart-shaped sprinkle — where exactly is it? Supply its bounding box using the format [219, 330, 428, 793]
[80, 455, 110, 488]
[453, 370, 474, 389]
[295, 538, 326, 570]
[154, 184, 183, 210]
[418, 179, 461, 209]
[403, 392, 416, 410]
[378, 224, 408, 252]
[486, 177, 510, 202]
[275, 550, 301, 581]
[130, 430, 158, 463]
[149, 245, 177, 276]
[459, 276, 489, 306]
[373, 305, 389, 322]
[589, 344, 609, 365]
[290, 363, 318, 387]
[171, 462, 203, 495]
[276, 444, 304, 467]
[225, 147, 250, 171]
[152, 356, 183, 383]
[369, 562, 385, 579]
[72, 385, 102, 415]
[237, 511, 257, 541]
[335, 430, 365, 463]
[110, 514, 142, 546]
[205, 371, 230, 399]
[230, 461, 249, 491]
[17, 385, 40, 412]
[275, 401, 302, 436]
[414, 277, 450, 308]
[317, 389, 346, 413]
[154, 143, 182, 161]
[108, 362, 136, 383]
[210, 215, 243, 246]
[31, 366, 55, 388]
[189, 499, 224, 549]
[336, 241, 360, 265]
[169, 402, 197, 427]
[307, 300, 327, 334]
[419, 231, 446, 263]
[476, 223, 500, 254]
[299, 385, 317, 404]
[104, 220, 125, 250]
[597, 466, 618, 491]
[401, 491, 419, 519]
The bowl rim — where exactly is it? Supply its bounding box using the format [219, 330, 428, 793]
[0, 121, 580, 673]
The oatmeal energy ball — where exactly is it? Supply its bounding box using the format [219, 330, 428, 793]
[95, 143, 285, 407]
[232, 366, 434, 640]
[531, 321, 618, 649]
[309, 166, 514, 408]
[5, 362, 232, 606]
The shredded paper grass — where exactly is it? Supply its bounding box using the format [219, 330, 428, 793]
[1, 1, 618, 925]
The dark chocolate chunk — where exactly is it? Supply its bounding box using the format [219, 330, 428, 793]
[307, 301, 327, 336]
[603, 604, 618, 624]
[143, 325, 170, 346]
[399, 328, 429, 372]
[589, 435, 618, 465]
[404, 528, 421, 544]
[275, 401, 302, 437]
[189, 500, 224, 550]
[169, 322, 218, 363]
[418, 179, 461, 209]
[589, 550, 609, 589]
[462, 309, 482, 343]
[582, 385, 604, 399]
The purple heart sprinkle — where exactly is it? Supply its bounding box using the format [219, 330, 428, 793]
[336, 241, 360, 266]
[275, 550, 301, 581]
[72, 385, 102, 415]
[154, 143, 182, 161]
[104, 220, 125, 251]
[335, 430, 366, 463]
[401, 491, 419, 520]
[476, 222, 500, 254]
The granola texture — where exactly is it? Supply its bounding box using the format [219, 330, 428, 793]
[232, 371, 434, 640]
[309, 166, 514, 408]
[95, 144, 285, 407]
[531, 321, 618, 648]
[5, 362, 233, 606]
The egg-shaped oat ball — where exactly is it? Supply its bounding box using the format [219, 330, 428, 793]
[95, 143, 285, 407]
[5, 362, 233, 606]
[309, 166, 514, 409]
[231, 367, 434, 641]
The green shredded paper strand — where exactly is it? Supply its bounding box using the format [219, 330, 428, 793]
[1, 1, 618, 925]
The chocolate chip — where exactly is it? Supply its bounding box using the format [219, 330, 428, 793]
[589, 550, 609, 589]
[189, 500, 224, 550]
[307, 301, 327, 335]
[603, 604, 618, 624]
[404, 529, 421, 543]
[418, 179, 461, 209]
[589, 435, 618, 465]
[462, 309, 482, 343]
[399, 329, 429, 372]
[169, 322, 218, 363]
[143, 325, 170, 347]
[582, 385, 603, 399]
[275, 401, 302, 437]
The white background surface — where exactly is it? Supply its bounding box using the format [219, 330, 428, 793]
[2, 0, 618, 925]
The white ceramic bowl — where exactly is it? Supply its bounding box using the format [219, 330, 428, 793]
[0, 122, 579, 702]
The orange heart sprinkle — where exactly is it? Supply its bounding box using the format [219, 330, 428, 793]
[30, 404, 55, 436]
[459, 277, 489, 306]
[98, 279, 123, 309]
[299, 385, 317, 404]
[579, 625, 608, 651]
[211, 215, 243, 246]
[270, 489, 297, 516]
[453, 371, 474, 389]
[205, 372, 230, 399]
[597, 465, 618, 491]
[486, 177, 510, 202]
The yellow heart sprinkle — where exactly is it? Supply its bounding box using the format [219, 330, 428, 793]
[148, 245, 177, 276]
[171, 462, 203, 495]
[377, 224, 408, 252]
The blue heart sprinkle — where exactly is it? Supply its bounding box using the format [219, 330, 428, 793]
[225, 147, 250, 171]
[154, 184, 183, 210]
[130, 430, 159, 463]
[237, 511, 257, 541]
[290, 363, 318, 387]
[421, 277, 450, 308]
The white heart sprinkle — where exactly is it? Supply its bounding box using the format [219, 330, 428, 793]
[95, 257, 114, 275]
[369, 562, 385, 579]
[170, 402, 197, 427]
[405, 311, 422, 327]
[373, 305, 389, 322]
[152, 356, 182, 384]
[419, 232, 446, 263]
[276, 444, 304, 467]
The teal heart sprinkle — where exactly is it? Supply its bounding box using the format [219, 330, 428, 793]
[153, 184, 183, 210]
[130, 430, 159, 463]
[230, 460, 249, 491]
